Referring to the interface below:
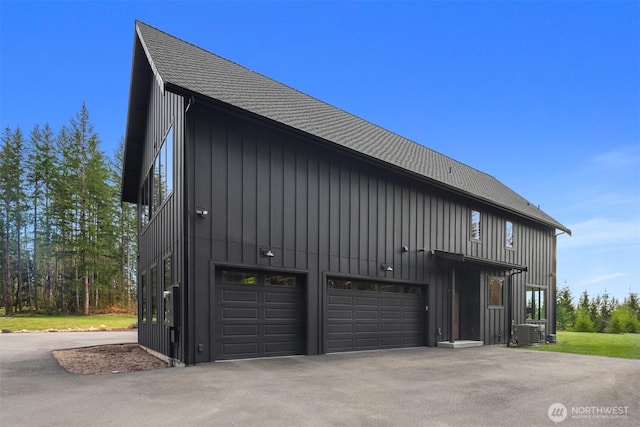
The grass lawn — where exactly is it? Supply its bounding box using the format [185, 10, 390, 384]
[0, 313, 137, 332]
[526, 331, 640, 359]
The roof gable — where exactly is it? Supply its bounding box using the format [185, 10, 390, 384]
[123, 21, 570, 234]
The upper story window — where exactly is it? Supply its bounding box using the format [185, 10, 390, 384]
[139, 175, 150, 228]
[470, 210, 481, 241]
[153, 126, 174, 212]
[139, 125, 174, 229]
[505, 221, 514, 248]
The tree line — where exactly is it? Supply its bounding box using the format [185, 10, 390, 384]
[1, 104, 137, 316]
[556, 286, 640, 333]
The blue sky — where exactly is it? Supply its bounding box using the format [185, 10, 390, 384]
[1, 1, 638, 303]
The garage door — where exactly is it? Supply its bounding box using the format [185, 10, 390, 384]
[215, 270, 304, 360]
[327, 278, 424, 352]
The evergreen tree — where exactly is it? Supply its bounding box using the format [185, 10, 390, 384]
[578, 290, 590, 312]
[556, 284, 575, 330]
[3, 104, 137, 314]
[27, 123, 58, 311]
[623, 292, 639, 321]
[596, 291, 613, 332]
[113, 139, 137, 310]
[0, 127, 27, 315]
[51, 125, 78, 312]
[573, 290, 595, 332]
[608, 305, 640, 333]
[574, 310, 596, 332]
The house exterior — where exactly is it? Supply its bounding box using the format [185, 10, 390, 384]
[121, 21, 570, 365]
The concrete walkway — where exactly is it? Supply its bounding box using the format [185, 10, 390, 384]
[1, 332, 638, 426]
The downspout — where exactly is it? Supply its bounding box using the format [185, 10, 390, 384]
[552, 229, 566, 335]
[508, 269, 525, 346]
[182, 96, 194, 364]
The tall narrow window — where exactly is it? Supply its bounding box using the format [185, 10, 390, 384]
[488, 277, 504, 307]
[164, 256, 172, 292]
[140, 272, 147, 323]
[153, 154, 162, 212]
[139, 175, 150, 228]
[152, 125, 174, 214]
[165, 127, 173, 195]
[505, 221, 514, 248]
[471, 210, 481, 241]
[163, 256, 172, 324]
[151, 265, 158, 323]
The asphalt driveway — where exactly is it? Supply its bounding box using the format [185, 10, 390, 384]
[1, 332, 638, 426]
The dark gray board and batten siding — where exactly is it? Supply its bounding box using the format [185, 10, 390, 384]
[126, 22, 565, 364]
[137, 79, 186, 361]
[184, 101, 557, 362]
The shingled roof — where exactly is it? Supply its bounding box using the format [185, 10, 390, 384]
[123, 21, 570, 234]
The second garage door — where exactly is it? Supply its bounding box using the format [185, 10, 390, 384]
[326, 278, 425, 352]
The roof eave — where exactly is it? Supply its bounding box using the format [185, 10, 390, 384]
[121, 22, 159, 203]
[170, 87, 572, 235]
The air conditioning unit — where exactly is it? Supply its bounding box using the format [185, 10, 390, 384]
[516, 324, 541, 346]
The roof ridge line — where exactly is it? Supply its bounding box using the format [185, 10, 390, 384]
[129, 21, 570, 234]
[134, 21, 500, 184]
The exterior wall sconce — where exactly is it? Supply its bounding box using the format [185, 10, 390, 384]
[195, 208, 208, 217]
[380, 264, 393, 272]
[261, 247, 275, 258]
[401, 246, 409, 253]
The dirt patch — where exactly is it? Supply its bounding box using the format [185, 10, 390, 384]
[53, 344, 167, 375]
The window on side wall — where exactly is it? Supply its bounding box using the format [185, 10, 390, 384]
[151, 265, 158, 323]
[163, 256, 172, 324]
[139, 175, 150, 228]
[141, 272, 147, 324]
[505, 221, 514, 249]
[471, 210, 481, 241]
[164, 256, 172, 292]
[488, 277, 504, 307]
[526, 286, 547, 320]
[152, 125, 174, 214]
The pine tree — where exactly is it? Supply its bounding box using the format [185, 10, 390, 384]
[597, 291, 613, 332]
[51, 124, 79, 312]
[4, 105, 137, 314]
[0, 127, 27, 315]
[114, 139, 138, 310]
[556, 284, 575, 330]
[624, 292, 639, 320]
[27, 123, 58, 311]
[572, 291, 595, 332]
